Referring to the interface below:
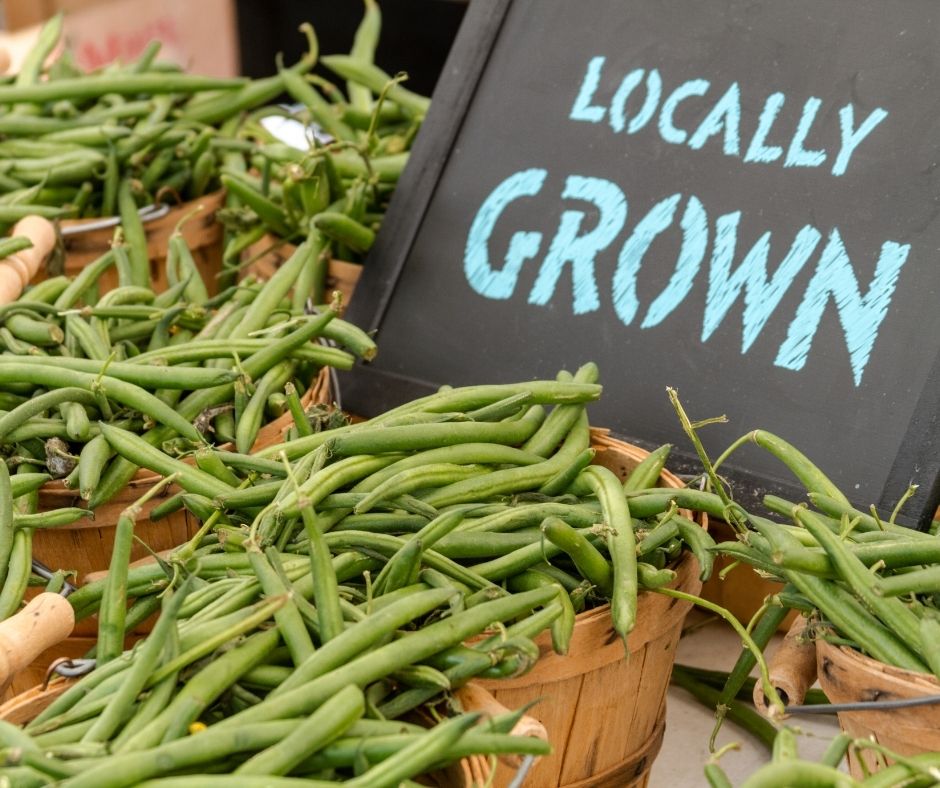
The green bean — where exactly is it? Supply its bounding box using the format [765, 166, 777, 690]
[70, 718, 307, 788]
[236, 684, 364, 775]
[84, 578, 194, 743]
[0, 462, 12, 589]
[674, 515, 715, 581]
[135, 779, 331, 788]
[270, 585, 454, 697]
[248, 547, 314, 665]
[15, 508, 91, 528]
[507, 569, 574, 654]
[787, 569, 926, 671]
[671, 666, 778, 751]
[624, 443, 672, 491]
[60, 401, 92, 441]
[0, 363, 202, 441]
[807, 493, 930, 540]
[625, 488, 736, 520]
[65, 315, 111, 362]
[749, 430, 850, 505]
[270, 455, 402, 517]
[582, 464, 637, 643]
[95, 511, 135, 664]
[541, 515, 613, 596]
[321, 55, 430, 117]
[462, 501, 601, 534]
[126, 339, 353, 369]
[539, 447, 595, 495]
[27, 652, 133, 730]
[637, 562, 677, 588]
[25, 276, 71, 304]
[794, 508, 924, 656]
[0, 73, 245, 106]
[221, 173, 293, 237]
[348, 0, 381, 111]
[6, 313, 63, 346]
[120, 628, 282, 754]
[313, 211, 375, 253]
[99, 424, 231, 499]
[429, 411, 587, 507]
[714, 603, 790, 746]
[15, 14, 63, 89]
[344, 713, 480, 788]
[0, 388, 96, 443]
[740, 761, 854, 788]
[353, 445, 544, 498]
[364, 382, 599, 427]
[54, 251, 116, 309]
[874, 566, 940, 597]
[355, 464, 488, 514]
[235, 361, 295, 453]
[0, 528, 30, 618]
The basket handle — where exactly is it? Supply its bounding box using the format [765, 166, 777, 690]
[0, 592, 75, 692]
[753, 614, 817, 718]
[456, 682, 548, 769]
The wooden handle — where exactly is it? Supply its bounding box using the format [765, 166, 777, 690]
[456, 682, 548, 769]
[0, 215, 57, 306]
[753, 614, 818, 718]
[0, 592, 75, 690]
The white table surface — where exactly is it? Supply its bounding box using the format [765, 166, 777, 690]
[649, 613, 842, 787]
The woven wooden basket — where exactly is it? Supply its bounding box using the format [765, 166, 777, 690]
[51, 190, 225, 295]
[475, 430, 707, 788]
[3, 369, 335, 700]
[816, 638, 940, 778]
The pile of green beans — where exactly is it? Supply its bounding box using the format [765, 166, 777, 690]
[0, 14, 266, 227]
[0, 2, 426, 276]
[88, 363, 715, 653]
[217, 0, 428, 302]
[0, 367, 718, 783]
[0, 540, 554, 785]
[703, 429, 940, 680]
[0, 234, 376, 621]
[704, 726, 940, 787]
[656, 407, 940, 751]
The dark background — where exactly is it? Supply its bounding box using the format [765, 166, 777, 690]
[235, 0, 468, 96]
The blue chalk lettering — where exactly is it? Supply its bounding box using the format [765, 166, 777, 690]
[642, 196, 708, 328]
[464, 168, 547, 300]
[612, 193, 681, 326]
[774, 230, 911, 385]
[570, 56, 607, 123]
[630, 69, 662, 134]
[832, 104, 888, 176]
[744, 92, 785, 164]
[784, 97, 826, 168]
[610, 68, 662, 134]
[688, 82, 741, 156]
[528, 175, 627, 314]
[658, 79, 710, 145]
[609, 69, 644, 133]
[702, 213, 821, 351]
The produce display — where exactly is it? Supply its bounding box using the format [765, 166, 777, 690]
[0, 373, 715, 785]
[0, 3, 939, 788]
[0, 8, 423, 305]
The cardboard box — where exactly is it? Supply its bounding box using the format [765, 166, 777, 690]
[2, 0, 237, 77]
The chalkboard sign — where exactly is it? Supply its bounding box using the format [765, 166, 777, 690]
[343, 0, 940, 527]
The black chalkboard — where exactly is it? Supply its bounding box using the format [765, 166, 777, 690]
[342, 0, 940, 527]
